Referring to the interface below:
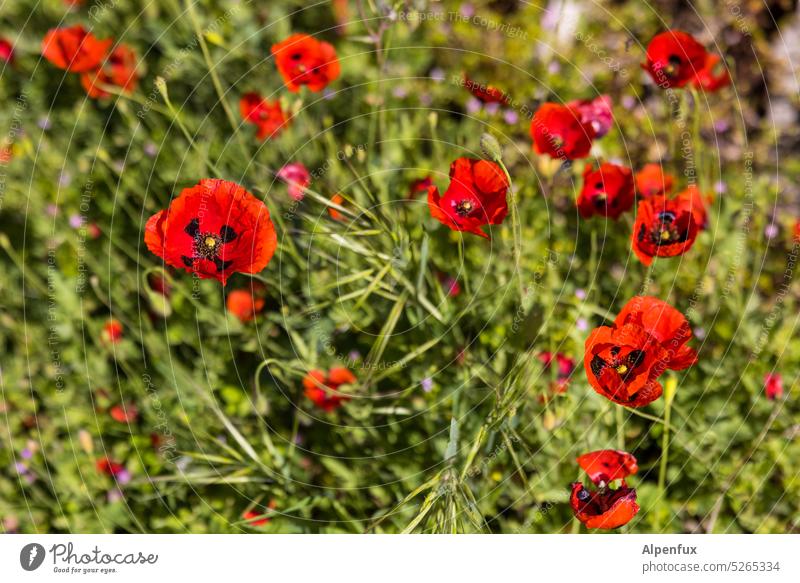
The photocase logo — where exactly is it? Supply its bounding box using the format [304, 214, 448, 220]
[20, 543, 46, 571]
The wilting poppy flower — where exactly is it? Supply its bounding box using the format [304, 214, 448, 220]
[226, 285, 266, 322]
[584, 296, 696, 407]
[102, 319, 123, 344]
[96, 457, 125, 477]
[243, 500, 278, 527]
[692, 53, 730, 92]
[577, 449, 638, 485]
[328, 193, 347, 221]
[145, 179, 278, 286]
[764, 373, 783, 401]
[427, 157, 509, 239]
[567, 95, 613, 138]
[303, 367, 356, 412]
[635, 163, 675, 198]
[538, 351, 575, 398]
[239, 92, 289, 140]
[277, 162, 310, 201]
[577, 163, 635, 220]
[0, 39, 14, 63]
[632, 188, 705, 266]
[271, 33, 340, 93]
[80, 44, 139, 99]
[530, 103, 595, 160]
[110, 404, 139, 424]
[642, 30, 707, 89]
[463, 74, 510, 105]
[41, 26, 111, 73]
[570, 481, 639, 529]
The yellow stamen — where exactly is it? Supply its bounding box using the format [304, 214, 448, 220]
[616, 364, 628, 374]
[660, 230, 671, 241]
[205, 237, 217, 248]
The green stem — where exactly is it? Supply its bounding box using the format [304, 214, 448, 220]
[497, 159, 524, 301]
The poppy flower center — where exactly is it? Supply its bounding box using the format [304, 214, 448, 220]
[182, 219, 239, 273]
[590, 347, 646, 381]
[454, 199, 475, 217]
[646, 211, 690, 246]
[664, 55, 682, 77]
[550, 135, 564, 148]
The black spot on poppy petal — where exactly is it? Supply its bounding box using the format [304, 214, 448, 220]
[590, 355, 607, 377]
[628, 349, 646, 368]
[184, 218, 200, 237]
[638, 223, 647, 242]
[181, 255, 195, 267]
[219, 225, 237, 243]
[610, 346, 621, 357]
[577, 488, 590, 502]
[214, 257, 233, 272]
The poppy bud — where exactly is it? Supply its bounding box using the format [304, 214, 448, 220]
[480, 133, 502, 161]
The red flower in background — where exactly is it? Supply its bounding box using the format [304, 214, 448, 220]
[42, 26, 111, 73]
[635, 163, 675, 198]
[239, 92, 289, 140]
[277, 162, 310, 201]
[577, 449, 638, 485]
[145, 179, 277, 286]
[567, 95, 614, 138]
[577, 163, 635, 220]
[408, 175, 433, 198]
[427, 157, 509, 239]
[530, 103, 595, 160]
[571, 449, 639, 529]
[102, 319, 123, 344]
[328, 193, 346, 221]
[692, 53, 731, 92]
[538, 351, 575, 398]
[226, 284, 266, 322]
[96, 457, 125, 477]
[243, 500, 277, 527]
[271, 33, 340, 93]
[642, 30, 707, 89]
[110, 404, 139, 424]
[303, 368, 356, 412]
[0, 39, 14, 63]
[584, 296, 696, 407]
[80, 44, 139, 99]
[632, 188, 705, 266]
[463, 73, 510, 105]
[764, 373, 783, 401]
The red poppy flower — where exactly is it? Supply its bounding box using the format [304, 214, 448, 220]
[328, 193, 346, 221]
[584, 296, 696, 407]
[635, 163, 675, 198]
[632, 188, 705, 266]
[567, 95, 613, 138]
[0, 39, 14, 63]
[0, 146, 12, 165]
[427, 157, 509, 239]
[239, 92, 289, 140]
[764, 373, 783, 401]
[80, 44, 139, 99]
[148, 272, 172, 297]
[278, 162, 310, 201]
[577, 163, 635, 220]
[462, 73, 510, 105]
[408, 175, 433, 198]
[437, 272, 461, 297]
[96, 457, 125, 477]
[570, 482, 639, 529]
[538, 351, 575, 398]
[145, 179, 277, 286]
[110, 404, 139, 424]
[226, 285, 266, 322]
[41, 26, 111, 73]
[794, 219, 800, 243]
[271, 33, 340, 93]
[102, 319, 123, 344]
[577, 449, 638, 485]
[530, 103, 595, 160]
[642, 30, 708, 89]
[692, 53, 731, 92]
[243, 500, 277, 527]
[303, 368, 356, 412]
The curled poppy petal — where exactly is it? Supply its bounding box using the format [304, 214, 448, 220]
[577, 449, 638, 485]
[570, 482, 639, 529]
[692, 53, 731, 92]
[635, 163, 675, 198]
[144, 179, 277, 286]
[427, 157, 509, 239]
[577, 162, 635, 220]
[271, 33, 340, 93]
[42, 25, 111, 73]
[642, 30, 708, 89]
[530, 103, 595, 160]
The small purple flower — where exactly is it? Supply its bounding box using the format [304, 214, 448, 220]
[484, 102, 501, 116]
[430, 68, 445, 82]
[59, 171, 72, 187]
[765, 223, 779, 239]
[348, 350, 361, 362]
[69, 214, 84, 229]
[713, 119, 730, 133]
[419, 93, 433, 106]
[693, 327, 706, 340]
[323, 88, 336, 101]
[576, 318, 588, 332]
[547, 61, 561, 75]
[144, 142, 158, 157]
[115, 469, 131, 485]
[466, 97, 481, 114]
[621, 95, 637, 110]
[575, 288, 586, 300]
[46, 204, 58, 217]
[20, 448, 33, 459]
[714, 180, 727, 195]
[38, 116, 52, 130]
[392, 86, 408, 99]
[503, 109, 519, 125]
[460, 3, 475, 18]
[107, 488, 124, 503]
[14, 462, 27, 474]
[421, 377, 434, 392]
